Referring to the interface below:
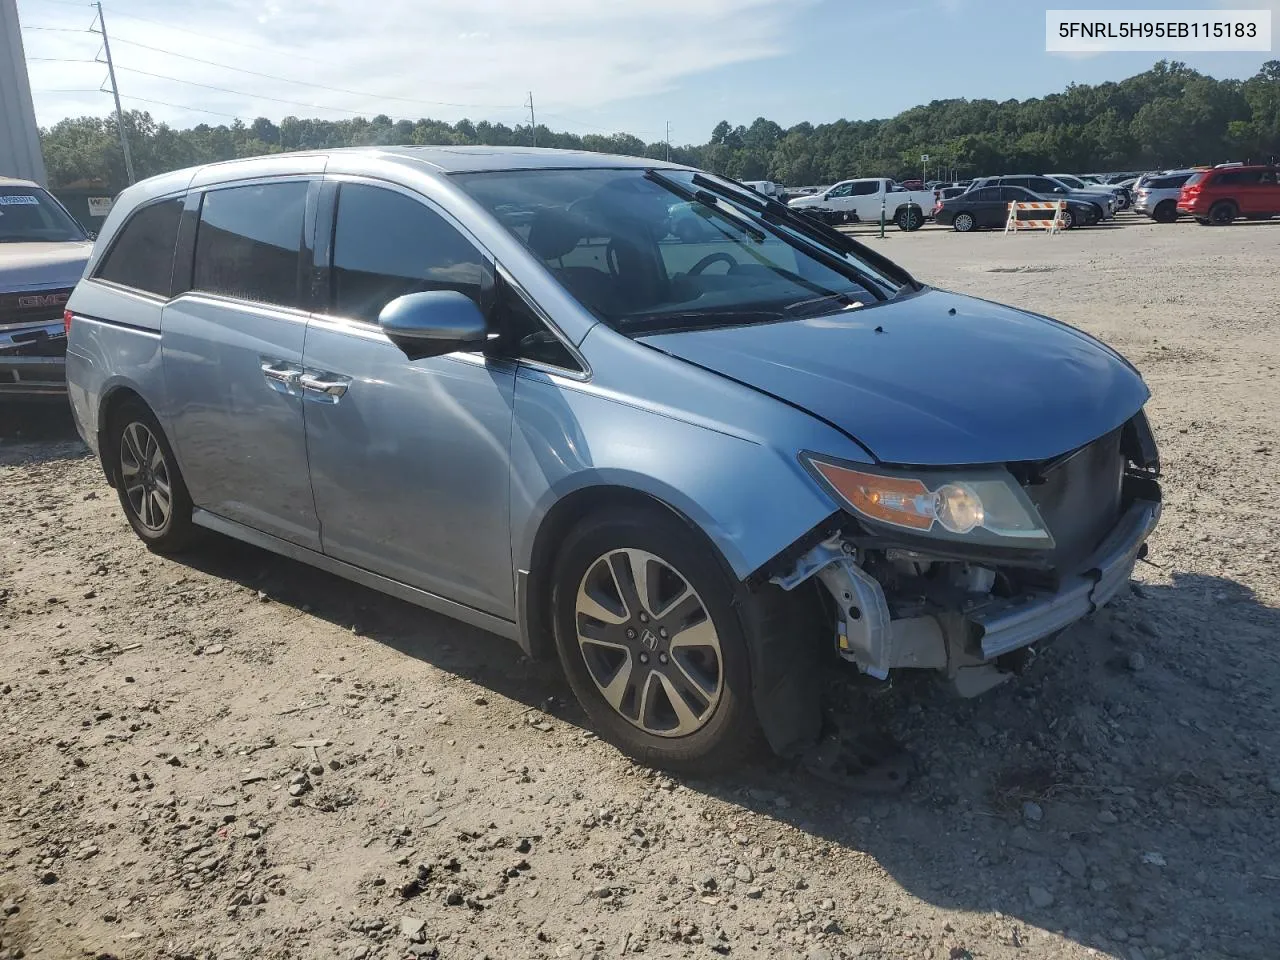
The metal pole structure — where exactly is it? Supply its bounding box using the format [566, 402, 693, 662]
[95, 1, 135, 185]
[665, 121, 671, 162]
[527, 91, 536, 148]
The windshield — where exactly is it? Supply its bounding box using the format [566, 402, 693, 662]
[454, 168, 901, 335]
[0, 186, 88, 243]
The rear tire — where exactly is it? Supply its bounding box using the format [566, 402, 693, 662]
[952, 212, 976, 233]
[551, 506, 762, 773]
[107, 399, 196, 553]
[1152, 200, 1177, 223]
[1209, 201, 1237, 225]
[894, 206, 923, 231]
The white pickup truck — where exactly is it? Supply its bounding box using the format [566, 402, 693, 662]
[787, 177, 933, 230]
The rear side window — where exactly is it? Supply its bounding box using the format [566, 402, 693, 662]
[329, 183, 486, 324]
[96, 197, 183, 297]
[851, 181, 879, 196]
[193, 181, 307, 308]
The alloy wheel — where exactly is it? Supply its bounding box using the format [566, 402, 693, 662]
[954, 213, 974, 232]
[119, 421, 172, 532]
[574, 548, 723, 738]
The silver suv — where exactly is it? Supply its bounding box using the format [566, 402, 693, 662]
[0, 177, 94, 399]
[1132, 171, 1195, 223]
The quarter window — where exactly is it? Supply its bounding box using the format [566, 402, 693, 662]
[96, 197, 183, 296]
[330, 184, 486, 324]
[193, 181, 307, 308]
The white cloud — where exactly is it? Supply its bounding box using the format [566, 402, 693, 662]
[18, 0, 812, 135]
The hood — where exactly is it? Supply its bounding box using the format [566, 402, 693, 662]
[0, 241, 93, 293]
[639, 289, 1149, 466]
[787, 194, 822, 208]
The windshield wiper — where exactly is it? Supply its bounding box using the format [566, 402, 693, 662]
[619, 309, 784, 335]
[688, 173, 922, 295]
[644, 170, 766, 243]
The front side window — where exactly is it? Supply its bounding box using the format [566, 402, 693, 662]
[329, 183, 485, 324]
[456, 167, 902, 336]
[0, 185, 88, 243]
[826, 182, 853, 198]
[96, 197, 183, 296]
[193, 181, 307, 308]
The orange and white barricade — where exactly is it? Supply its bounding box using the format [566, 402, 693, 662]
[1004, 200, 1065, 235]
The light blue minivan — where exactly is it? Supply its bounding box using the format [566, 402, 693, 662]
[65, 147, 1161, 771]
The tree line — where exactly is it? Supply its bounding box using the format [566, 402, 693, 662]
[39, 59, 1280, 191]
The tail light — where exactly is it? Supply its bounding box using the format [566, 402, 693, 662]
[63, 308, 73, 337]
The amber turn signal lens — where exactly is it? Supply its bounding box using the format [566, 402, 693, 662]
[63, 308, 73, 337]
[809, 461, 935, 531]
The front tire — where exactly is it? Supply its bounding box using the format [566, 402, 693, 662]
[551, 507, 760, 773]
[108, 399, 196, 553]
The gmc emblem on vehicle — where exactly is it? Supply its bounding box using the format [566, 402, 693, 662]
[17, 293, 69, 309]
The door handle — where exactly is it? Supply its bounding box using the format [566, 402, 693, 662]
[260, 360, 303, 392]
[299, 372, 350, 399]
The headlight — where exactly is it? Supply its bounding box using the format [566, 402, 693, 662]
[803, 455, 1055, 549]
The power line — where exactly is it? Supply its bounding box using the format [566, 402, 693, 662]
[27, 56, 100, 62]
[118, 94, 244, 120]
[22, 25, 92, 32]
[106, 35, 522, 111]
[101, 7, 334, 65]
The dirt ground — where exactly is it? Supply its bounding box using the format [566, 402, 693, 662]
[2, 215, 1278, 960]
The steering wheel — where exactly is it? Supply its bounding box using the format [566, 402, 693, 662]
[606, 240, 622, 278]
[687, 252, 738, 276]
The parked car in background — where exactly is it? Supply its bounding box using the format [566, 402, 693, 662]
[935, 185, 1098, 231]
[1, 177, 94, 400]
[1133, 171, 1196, 222]
[742, 180, 785, 202]
[1048, 174, 1130, 210]
[787, 177, 933, 229]
[970, 175, 1114, 220]
[931, 186, 967, 214]
[63, 146, 1162, 771]
[1178, 165, 1280, 224]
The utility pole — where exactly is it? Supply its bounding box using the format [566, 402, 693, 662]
[94, 0, 135, 185]
[526, 91, 536, 148]
[665, 121, 671, 162]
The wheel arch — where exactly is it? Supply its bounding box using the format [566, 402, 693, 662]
[517, 479, 828, 757]
[517, 482, 735, 662]
[96, 381, 158, 488]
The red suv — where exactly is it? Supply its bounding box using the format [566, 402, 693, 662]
[1178, 165, 1280, 225]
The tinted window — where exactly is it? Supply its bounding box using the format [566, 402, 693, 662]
[96, 197, 183, 296]
[1184, 173, 1204, 187]
[972, 188, 1001, 202]
[193, 181, 306, 308]
[330, 184, 486, 324]
[0, 185, 87, 243]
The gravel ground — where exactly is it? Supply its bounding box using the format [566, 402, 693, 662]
[2, 215, 1278, 960]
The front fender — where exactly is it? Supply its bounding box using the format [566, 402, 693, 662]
[509, 371, 840, 582]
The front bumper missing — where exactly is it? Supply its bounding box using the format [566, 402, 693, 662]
[971, 498, 1160, 659]
[773, 498, 1161, 680]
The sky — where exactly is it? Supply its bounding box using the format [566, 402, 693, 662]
[15, 0, 1280, 144]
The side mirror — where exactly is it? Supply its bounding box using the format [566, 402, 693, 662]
[378, 290, 488, 361]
